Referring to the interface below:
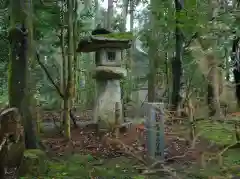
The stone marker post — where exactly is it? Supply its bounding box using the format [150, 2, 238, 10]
[144, 102, 165, 161]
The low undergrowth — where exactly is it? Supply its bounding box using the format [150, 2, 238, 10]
[183, 120, 240, 178]
[19, 119, 240, 179]
[20, 150, 240, 179]
[20, 154, 149, 179]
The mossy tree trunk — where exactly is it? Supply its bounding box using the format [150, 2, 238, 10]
[63, 0, 74, 140]
[120, 0, 129, 116]
[60, 0, 67, 126]
[23, 0, 37, 148]
[8, 0, 37, 148]
[85, 0, 95, 109]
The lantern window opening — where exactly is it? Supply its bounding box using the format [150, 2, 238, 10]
[107, 51, 116, 61]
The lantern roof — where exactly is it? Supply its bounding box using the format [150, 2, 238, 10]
[76, 28, 133, 52]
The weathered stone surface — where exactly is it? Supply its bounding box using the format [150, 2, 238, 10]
[93, 80, 123, 129]
[19, 149, 47, 177]
[77, 32, 132, 52]
[92, 66, 127, 80]
[95, 49, 122, 67]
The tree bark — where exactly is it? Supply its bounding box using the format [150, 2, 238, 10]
[8, 0, 37, 149]
[8, 0, 25, 110]
[64, 0, 74, 140]
[23, 0, 37, 148]
[60, 0, 67, 128]
[148, 0, 158, 102]
[171, 0, 184, 110]
[107, 0, 113, 29]
[73, 0, 78, 106]
[231, 36, 240, 107]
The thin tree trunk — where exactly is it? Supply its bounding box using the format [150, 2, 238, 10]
[128, 0, 134, 100]
[121, 0, 128, 32]
[225, 47, 230, 81]
[60, 0, 67, 128]
[94, 0, 100, 26]
[64, 0, 74, 140]
[73, 0, 78, 106]
[107, 0, 113, 29]
[120, 0, 129, 114]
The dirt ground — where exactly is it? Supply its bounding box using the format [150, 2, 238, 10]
[2, 108, 240, 178]
[39, 109, 240, 178]
[41, 120, 219, 167]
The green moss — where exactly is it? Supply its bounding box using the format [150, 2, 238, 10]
[22, 152, 240, 179]
[19, 149, 47, 177]
[183, 148, 240, 179]
[23, 149, 45, 158]
[8, 56, 12, 103]
[223, 149, 240, 168]
[196, 120, 235, 145]
[21, 154, 159, 179]
[93, 32, 133, 40]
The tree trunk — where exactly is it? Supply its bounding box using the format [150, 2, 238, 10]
[148, 0, 158, 102]
[107, 0, 113, 29]
[94, 0, 100, 26]
[120, 0, 129, 116]
[128, 0, 134, 100]
[8, 0, 25, 110]
[64, 0, 74, 139]
[171, 0, 184, 111]
[85, 0, 95, 109]
[191, 37, 224, 119]
[231, 0, 240, 108]
[120, 0, 128, 32]
[60, 0, 67, 128]
[224, 47, 230, 81]
[73, 0, 78, 106]
[8, 0, 37, 148]
[24, 0, 37, 148]
[231, 37, 240, 107]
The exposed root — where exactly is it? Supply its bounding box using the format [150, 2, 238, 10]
[142, 165, 181, 179]
[165, 130, 204, 163]
[102, 135, 147, 165]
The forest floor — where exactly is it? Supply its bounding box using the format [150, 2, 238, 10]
[17, 110, 240, 179]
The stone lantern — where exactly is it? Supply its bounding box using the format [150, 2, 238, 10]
[76, 28, 132, 130]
